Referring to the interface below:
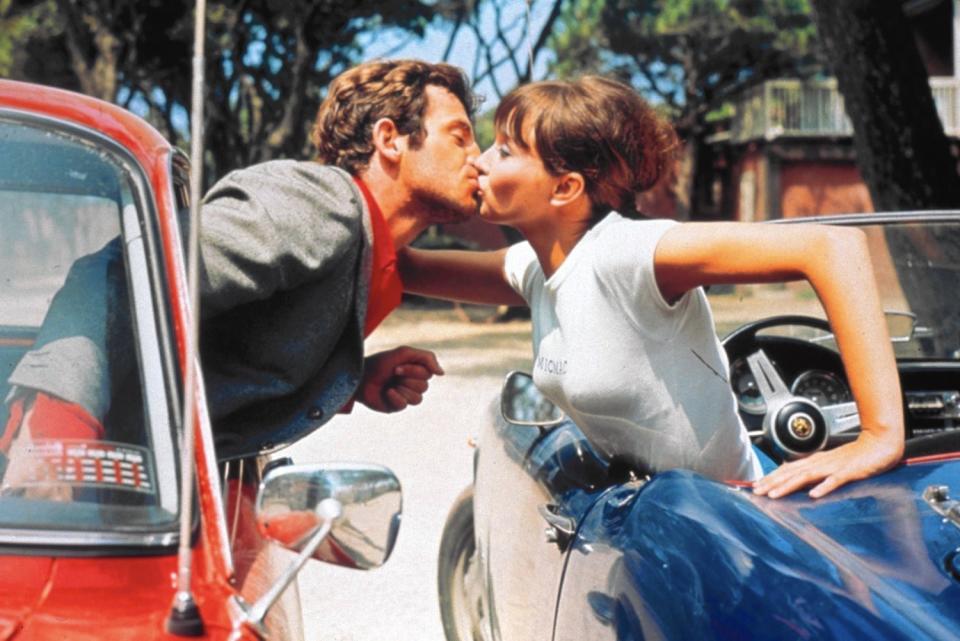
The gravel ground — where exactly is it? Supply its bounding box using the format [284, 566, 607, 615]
[285, 306, 532, 641]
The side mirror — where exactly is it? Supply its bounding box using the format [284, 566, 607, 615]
[885, 310, 917, 343]
[256, 463, 402, 570]
[501, 370, 565, 427]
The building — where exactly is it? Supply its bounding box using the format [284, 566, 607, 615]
[715, 0, 959, 221]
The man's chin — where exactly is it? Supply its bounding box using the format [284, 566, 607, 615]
[428, 202, 480, 225]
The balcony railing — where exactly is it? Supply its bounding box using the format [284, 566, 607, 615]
[730, 77, 960, 143]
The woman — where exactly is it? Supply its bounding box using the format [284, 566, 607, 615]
[399, 76, 903, 499]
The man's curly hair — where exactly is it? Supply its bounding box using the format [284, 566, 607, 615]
[312, 60, 477, 174]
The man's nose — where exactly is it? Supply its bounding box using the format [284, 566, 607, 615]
[466, 140, 481, 165]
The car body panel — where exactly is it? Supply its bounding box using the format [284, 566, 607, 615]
[473, 414, 610, 641]
[0, 79, 304, 639]
[556, 463, 960, 641]
[476, 415, 960, 641]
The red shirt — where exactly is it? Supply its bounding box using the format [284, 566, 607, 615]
[353, 176, 404, 337]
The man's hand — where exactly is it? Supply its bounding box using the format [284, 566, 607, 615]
[356, 346, 444, 413]
[752, 431, 904, 499]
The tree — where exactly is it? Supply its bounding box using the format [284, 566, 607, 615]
[810, 1, 960, 358]
[435, 0, 565, 99]
[547, 0, 821, 218]
[809, 0, 960, 210]
[1, 0, 434, 181]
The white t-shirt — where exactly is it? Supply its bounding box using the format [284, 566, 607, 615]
[504, 212, 762, 481]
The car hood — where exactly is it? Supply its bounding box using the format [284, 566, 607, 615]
[0, 553, 229, 640]
[587, 459, 960, 640]
[0, 557, 53, 640]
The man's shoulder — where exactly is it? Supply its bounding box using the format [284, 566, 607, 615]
[226, 160, 357, 197]
[206, 159, 364, 222]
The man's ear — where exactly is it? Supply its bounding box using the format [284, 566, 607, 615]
[371, 117, 404, 164]
[550, 172, 586, 207]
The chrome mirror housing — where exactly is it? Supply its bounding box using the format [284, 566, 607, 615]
[256, 463, 402, 570]
[885, 310, 917, 343]
[501, 370, 565, 427]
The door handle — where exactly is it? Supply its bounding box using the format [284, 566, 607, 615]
[538, 503, 575, 549]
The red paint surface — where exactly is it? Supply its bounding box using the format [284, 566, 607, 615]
[0, 80, 263, 640]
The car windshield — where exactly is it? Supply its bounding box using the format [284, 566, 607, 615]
[706, 217, 960, 361]
[0, 117, 179, 544]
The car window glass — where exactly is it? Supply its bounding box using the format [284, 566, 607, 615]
[705, 220, 960, 360]
[0, 118, 177, 540]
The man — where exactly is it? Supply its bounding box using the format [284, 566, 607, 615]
[2, 59, 481, 468]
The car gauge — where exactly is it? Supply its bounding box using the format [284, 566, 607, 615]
[790, 370, 852, 407]
[731, 358, 767, 415]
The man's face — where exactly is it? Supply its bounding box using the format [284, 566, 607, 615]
[400, 85, 481, 224]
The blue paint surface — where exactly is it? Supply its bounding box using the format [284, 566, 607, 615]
[557, 462, 960, 640]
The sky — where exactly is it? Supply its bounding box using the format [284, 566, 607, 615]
[134, 2, 559, 141]
[357, 2, 556, 106]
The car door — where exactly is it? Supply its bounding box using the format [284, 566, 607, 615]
[474, 410, 609, 641]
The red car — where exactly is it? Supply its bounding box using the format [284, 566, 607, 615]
[0, 79, 401, 640]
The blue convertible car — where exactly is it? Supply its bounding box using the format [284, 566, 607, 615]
[438, 212, 960, 641]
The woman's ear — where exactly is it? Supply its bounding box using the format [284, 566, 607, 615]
[550, 172, 586, 207]
[371, 118, 404, 164]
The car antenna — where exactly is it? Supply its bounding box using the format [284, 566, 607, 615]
[166, 0, 207, 635]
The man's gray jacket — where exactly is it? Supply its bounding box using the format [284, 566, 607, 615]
[8, 161, 375, 460]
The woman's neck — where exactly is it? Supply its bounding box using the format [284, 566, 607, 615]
[519, 202, 595, 279]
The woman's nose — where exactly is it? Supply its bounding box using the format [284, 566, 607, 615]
[471, 146, 493, 174]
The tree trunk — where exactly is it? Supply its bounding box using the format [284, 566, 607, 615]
[810, 0, 960, 210]
[57, 0, 119, 101]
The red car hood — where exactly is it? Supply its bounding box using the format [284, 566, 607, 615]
[0, 554, 211, 640]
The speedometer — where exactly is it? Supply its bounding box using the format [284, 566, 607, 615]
[790, 370, 852, 407]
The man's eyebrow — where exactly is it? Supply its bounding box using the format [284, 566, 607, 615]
[447, 119, 474, 135]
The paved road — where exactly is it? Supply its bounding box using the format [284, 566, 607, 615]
[286, 310, 531, 641]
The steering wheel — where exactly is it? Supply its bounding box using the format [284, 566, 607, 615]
[722, 315, 861, 460]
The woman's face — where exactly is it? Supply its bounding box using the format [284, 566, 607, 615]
[471, 128, 559, 227]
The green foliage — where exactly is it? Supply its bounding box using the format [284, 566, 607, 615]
[608, 0, 819, 123]
[3, 0, 436, 182]
[0, 1, 60, 80]
[473, 107, 496, 150]
[548, 0, 820, 132]
[548, 0, 609, 79]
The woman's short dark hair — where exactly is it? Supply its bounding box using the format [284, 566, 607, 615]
[494, 76, 678, 218]
[312, 59, 477, 174]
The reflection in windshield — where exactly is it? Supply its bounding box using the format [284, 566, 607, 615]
[707, 219, 960, 360]
[882, 223, 960, 358]
[0, 119, 177, 536]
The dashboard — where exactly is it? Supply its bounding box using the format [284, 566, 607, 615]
[724, 335, 960, 442]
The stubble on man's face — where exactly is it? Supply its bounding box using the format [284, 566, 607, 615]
[404, 85, 481, 225]
[413, 183, 481, 225]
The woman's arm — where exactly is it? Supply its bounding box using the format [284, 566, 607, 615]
[397, 247, 525, 306]
[655, 222, 905, 499]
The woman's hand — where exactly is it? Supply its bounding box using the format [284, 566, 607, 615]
[753, 429, 904, 499]
[357, 346, 445, 413]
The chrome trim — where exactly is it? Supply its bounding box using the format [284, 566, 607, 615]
[770, 210, 960, 226]
[898, 362, 960, 371]
[230, 459, 244, 548]
[165, 151, 233, 574]
[0, 527, 178, 548]
[123, 202, 178, 514]
[923, 485, 960, 532]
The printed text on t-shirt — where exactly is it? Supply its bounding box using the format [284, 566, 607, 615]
[536, 355, 567, 376]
